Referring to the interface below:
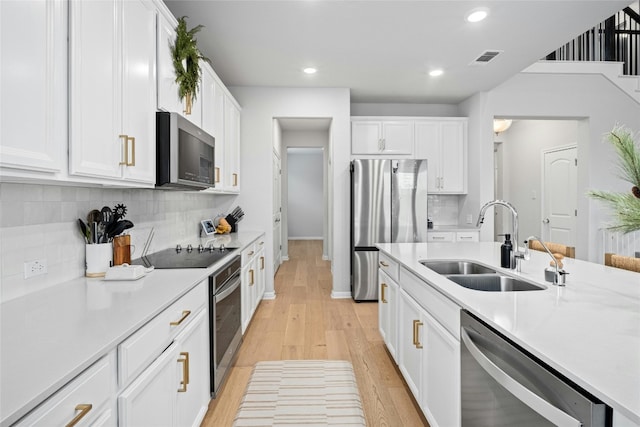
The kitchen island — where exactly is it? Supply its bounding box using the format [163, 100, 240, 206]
[0, 231, 263, 427]
[377, 241, 640, 426]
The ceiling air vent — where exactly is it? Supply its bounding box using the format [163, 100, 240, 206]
[471, 50, 503, 65]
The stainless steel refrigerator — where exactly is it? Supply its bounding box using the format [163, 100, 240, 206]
[350, 159, 428, 301]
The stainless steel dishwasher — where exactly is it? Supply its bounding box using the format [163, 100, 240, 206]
[460, 310, 609, 427]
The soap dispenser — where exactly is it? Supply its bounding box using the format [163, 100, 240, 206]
[500, 234, 513, 268]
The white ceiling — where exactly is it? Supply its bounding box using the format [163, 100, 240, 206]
[164, 1, 632, 104]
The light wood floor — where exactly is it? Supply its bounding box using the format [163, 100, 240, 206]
[201, 240, 428, 426]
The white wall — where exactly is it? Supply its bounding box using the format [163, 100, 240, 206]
[281, 129, 330, 258]
[499, 120, 578, 242]
[228, 87, 351, 299]
[460, 72, 640, 262]
[287, 148, 324, 239]
[351, 103, 460, 117]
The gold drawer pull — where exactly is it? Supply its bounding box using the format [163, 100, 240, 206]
[249, 269, 255, 285]
[233, 173, 238, 186]
[215, 167, 220, 183]
[412, 320, 423, 349]
[248, 250, 254, 256]
[260, 256, 265, 270]
[170, 310, 191, 326]
[379, 261, 389, 267]
[66, 404, 92, 427]
[118, 135, 136, 166]
[177, 351, 190, 392]
[380, 283, 387, 303]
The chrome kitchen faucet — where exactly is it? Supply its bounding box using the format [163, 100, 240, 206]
[476, 200, 525, 271]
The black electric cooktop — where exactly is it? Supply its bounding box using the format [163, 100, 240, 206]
[131, 245, 237, 269]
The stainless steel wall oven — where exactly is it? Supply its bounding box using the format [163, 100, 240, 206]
[209, 255, 242, 397]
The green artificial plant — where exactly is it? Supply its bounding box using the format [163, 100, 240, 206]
[588, 125, 640, 233]
[171, 16, 210, 112]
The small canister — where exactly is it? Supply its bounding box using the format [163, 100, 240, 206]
[113, 235, 132, 266]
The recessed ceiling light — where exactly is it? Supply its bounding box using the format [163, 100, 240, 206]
[429, 69, 444, 77]
[466, 8, 489, 23]
[303, 67, 317, 74]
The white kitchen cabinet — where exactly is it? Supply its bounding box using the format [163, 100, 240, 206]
[201, 63, 226, 188]
[118, 341, 178, 426]
[378, 269, 398, 363]
[118, 288, 209, 427]
[69, 0, 156, 185]
[223, 96, 241, 192]
[398, 288, 424, 399]
[0, 0, 67, 174]
[427, 230, 479, 243]
[175, 309, 210, 427]
[273, 152, 282, 274]
[415, 119, 467, 194]
[156, 9, 182, 115]
[241, 235, 266, 333]
[351, 119, 414, 155]
[15, 353, 117, 427]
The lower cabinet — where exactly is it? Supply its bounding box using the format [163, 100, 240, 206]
[118, 309, 209, 427]
[378, 269, 398, 363]
[388, 269, 461, 427]
[241, 235, 266, 333]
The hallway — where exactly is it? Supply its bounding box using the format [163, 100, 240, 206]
[202, 240, 428, 426]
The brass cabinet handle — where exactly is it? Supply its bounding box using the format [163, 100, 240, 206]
[170, 310, 191, 326]
[380, 283, 387, 303]
[233, 173, 238, 186]
[177, 351, 190, 392]
[259, 241, 264, 245]
[260, 256, 265, 270]
[215, 167, 220, 183]
[66, 404, 92, 427]
[412, 320, 423, 349]
[248, 251, 254, 256]
[249, 269, 254, 285]
[118, 135, 135, 166]
[380, 261, 389, 267]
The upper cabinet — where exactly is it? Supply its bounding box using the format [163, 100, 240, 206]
[0, 0, 67, 174]
[201, 63, 226, 189]
[156, 10, 182, 116]
[69, 0, 157, 185]
[223, 96, 241, 193]
[351, 119, 414, 156]
[415, 118, 467, 194]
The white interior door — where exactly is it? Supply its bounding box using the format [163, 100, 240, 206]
[543, 146, 577, 245]
[273, 151, 282, 274]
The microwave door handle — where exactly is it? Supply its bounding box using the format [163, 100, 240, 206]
[460, 328, 581, 427]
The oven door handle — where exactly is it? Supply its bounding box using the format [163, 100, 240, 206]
[461, 328, 581, 427]
[215, 278, 241, 303]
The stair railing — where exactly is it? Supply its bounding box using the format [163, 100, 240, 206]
[546, 7, 639, 76]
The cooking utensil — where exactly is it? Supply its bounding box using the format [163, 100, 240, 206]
[106, 219, 134, 241]
[113, 203, 127, 221]
[77, 218, 90, 243]
[86, 209, 101, 244]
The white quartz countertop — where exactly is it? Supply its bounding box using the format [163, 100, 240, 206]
[0, 231, 263, 427]
[376, 241, 640, 424]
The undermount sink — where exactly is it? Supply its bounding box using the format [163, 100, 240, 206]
[419, 260, 496, 275]
[445, 274, 546, 292]
[420, 259, 546, 292]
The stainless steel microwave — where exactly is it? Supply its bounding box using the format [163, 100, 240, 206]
[156, 111, 215, 189]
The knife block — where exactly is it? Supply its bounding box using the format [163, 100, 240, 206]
[225, 215, 238, 233]
[113, 235, 132, 266]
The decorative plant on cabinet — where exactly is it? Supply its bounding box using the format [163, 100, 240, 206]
[171, 16, 209, 115]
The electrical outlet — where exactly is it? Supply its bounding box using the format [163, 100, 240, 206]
[24, 259, 47, 279]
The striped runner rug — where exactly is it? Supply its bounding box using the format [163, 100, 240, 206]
[233, 360, 366, 426]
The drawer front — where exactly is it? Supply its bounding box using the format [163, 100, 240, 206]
[118, 280, 207, 387]
[379, 252, 399, 282]
[400, 266, 460, 338]
[16, 354, 114, 426]
[456, 231, 479, 242]
[427, 232, 455, 242]
[241, 242, 256, 265]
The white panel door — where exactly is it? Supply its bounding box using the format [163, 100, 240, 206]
[398, 289, 424, 401]
[439, 121, 466, 193]
[69, 0, 121, 179]
[156, 12, 182, 114]
[414, 121, 440, 192]
[543, 146, 577, 245]
[121, 0, 156, 184]
[201, 65, 225, 188]
[224, 97, 241, 192]
[0, 0, 66, 173]
[351, 121, 382, 154]
[378, 269, 398, 362]
[382, 121, 413, 154]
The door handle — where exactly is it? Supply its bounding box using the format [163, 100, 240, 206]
[542, 218, 550, 224]
[412, 320, 423, 349]
[380, 283, 387, 303]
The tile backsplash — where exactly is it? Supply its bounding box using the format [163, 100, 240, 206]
[0, 183, 236, 302]
[428, 195, 460, 226]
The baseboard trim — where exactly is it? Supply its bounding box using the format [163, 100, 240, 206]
[288, 237, 323, 240]
[322, 255, 329, 261]
[330, 291, 352, 299]
[262, 291, 276, 300]
[282, 256, 289, 261]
